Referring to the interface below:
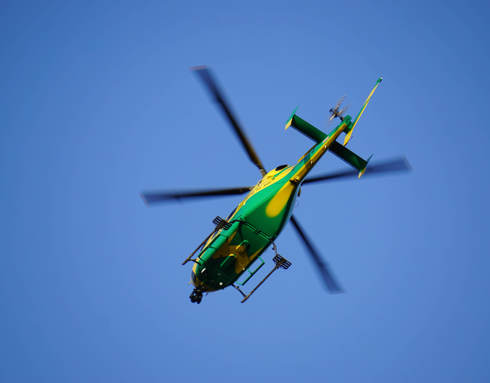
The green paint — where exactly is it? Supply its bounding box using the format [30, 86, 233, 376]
[290, 114, 327, 142]
[192, 124, 337, 291]
[329, 141, 367, 172]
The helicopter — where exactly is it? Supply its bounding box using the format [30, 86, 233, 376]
[142, 66, 410, 304]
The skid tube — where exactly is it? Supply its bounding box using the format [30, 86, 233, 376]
[233, 243, 292, 303]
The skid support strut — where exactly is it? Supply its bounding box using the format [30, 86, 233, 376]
[182, 216, 231, 265]
[239, 253, 291, 303]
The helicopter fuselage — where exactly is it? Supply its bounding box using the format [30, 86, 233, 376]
[191, 119, 349, 293]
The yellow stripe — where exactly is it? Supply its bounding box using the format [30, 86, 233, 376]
[265, 181, 297, 217]
[228, 166, 294, 220]
[352, 82, 380, 129]
[343, 79, 382, 146]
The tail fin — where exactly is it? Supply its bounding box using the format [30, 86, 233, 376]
[343, 77, 383, 146]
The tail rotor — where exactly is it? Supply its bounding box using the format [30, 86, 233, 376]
[329, 96, 348, 122]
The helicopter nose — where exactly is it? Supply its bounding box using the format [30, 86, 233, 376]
[191, 268, 207, 289]
[191, 270, 198, 285]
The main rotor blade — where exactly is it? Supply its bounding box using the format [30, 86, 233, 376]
[303, 157, 410, 185]
[192, 66, 267, 176]
[141, 186, 252, 204]
[290, 215, 343, 293]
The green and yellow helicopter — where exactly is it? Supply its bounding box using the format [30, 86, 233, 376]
[142, 67, 410, 304]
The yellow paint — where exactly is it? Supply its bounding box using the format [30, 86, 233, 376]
[191, 264, 202, 288]
[296, 145, 316, 163]
[244, 247, 264, 266]
[207, 240, 259, 275]
[228, 165, 294, 221]
[231, 243, 250, 273]
[211, 231, 238, 259]
[265, 181, 297, 217]
[192, 258, 199, 275]
[264, 126, 348, 218]
[343, 129, 353, 146]
[285, 118, 292, 130]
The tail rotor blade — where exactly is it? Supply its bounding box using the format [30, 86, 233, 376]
[329, 95, 345, 121]
[339, 105, 349, 117]
[290, 215, 343, 293]
[334, 95, 345, 111]
[192, 66, 267, 176]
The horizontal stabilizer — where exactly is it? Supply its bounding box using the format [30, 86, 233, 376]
[329, 141, 371, 178]
[285, 109, 327, 143]
[284, 109, 371, 177]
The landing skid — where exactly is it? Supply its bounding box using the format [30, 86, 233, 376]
[233, 244, 292, 303]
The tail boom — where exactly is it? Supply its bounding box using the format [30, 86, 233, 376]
[288, 120, 349, 184]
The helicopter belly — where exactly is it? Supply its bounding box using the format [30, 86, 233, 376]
[191, 221, 271, 291]
[239, 180, 300, 239]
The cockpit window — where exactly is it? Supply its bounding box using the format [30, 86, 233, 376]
[275, 164, 288, 171]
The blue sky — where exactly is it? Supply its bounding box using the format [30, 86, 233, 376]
[1, 1, 490, 382]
